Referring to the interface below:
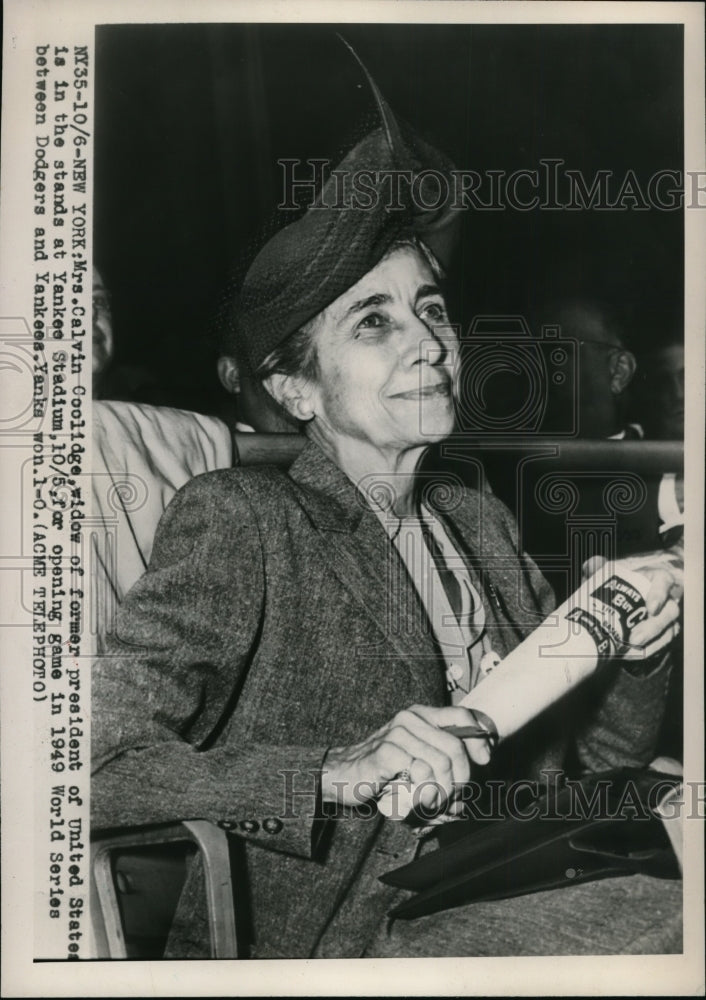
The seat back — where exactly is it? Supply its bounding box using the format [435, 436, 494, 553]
[90, 401, 234, 644]
[91, 821, 237, 958]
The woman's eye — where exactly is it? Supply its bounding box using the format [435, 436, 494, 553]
[420, 301, 448, 324]
[357, 312, 387, 332]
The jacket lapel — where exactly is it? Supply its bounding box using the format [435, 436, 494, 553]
[287, 444, 445, 692]
[439, 490, 540, 658]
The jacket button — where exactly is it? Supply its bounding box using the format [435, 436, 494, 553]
[239, 819, 259, 834]
[218, 819, 237, 831]
[262, 817, 283, 834]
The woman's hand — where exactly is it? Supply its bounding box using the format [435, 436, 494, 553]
[581, 552, 683, 651]
[321, 704, 490, 812]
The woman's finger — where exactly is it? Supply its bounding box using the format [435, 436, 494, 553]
[366, 733, 414, 787]
[383, 724, 457, 804]
[628, 597, 680, 650]
[642, 567, 677, 616]
[393, 707, 473, 788]
[406, 704, 495, 770]
[582, 555, 607, 580]
[408, 757, 439, 811]
[463, 737, 491, 765]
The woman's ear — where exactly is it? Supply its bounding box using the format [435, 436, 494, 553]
[609, 349, 637, 395]
[217, 355, 241, 395]
[264, 373, 316, 422]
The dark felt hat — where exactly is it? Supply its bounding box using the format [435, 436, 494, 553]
[237, 39, 462, 372]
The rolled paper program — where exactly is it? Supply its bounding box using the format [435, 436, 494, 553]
[460, 560, 680, 740]
[377, 560, 680, 821]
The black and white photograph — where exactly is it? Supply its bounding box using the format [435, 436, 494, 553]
[1, 2, 704, 996]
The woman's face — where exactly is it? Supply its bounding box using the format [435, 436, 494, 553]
[303, 246, 458, 458]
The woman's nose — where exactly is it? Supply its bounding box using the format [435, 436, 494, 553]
[402, 314, 454, 367]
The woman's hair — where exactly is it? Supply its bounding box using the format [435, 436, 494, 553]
[255, 235, 443, 386]
[255, 314, 321, 384]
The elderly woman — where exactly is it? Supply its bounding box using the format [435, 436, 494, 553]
[92, 116, 681, 959]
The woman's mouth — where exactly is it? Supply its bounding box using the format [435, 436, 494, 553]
[391, 381, 451, 400]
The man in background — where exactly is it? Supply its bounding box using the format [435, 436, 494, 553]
[93, 264, 299, 440]
[214, 299, 304, 466]
[540, 298, 641, 439]
[216, 332, 296, 435]
[637, 337, 685, 441]
[477, 297, 681, 601]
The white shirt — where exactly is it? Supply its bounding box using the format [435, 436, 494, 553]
[371, 502, 494, 701]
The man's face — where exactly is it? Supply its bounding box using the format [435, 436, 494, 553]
[304, 246, 457, 457]
[92, 267, 114, 377]
[578, 339, 619, 403]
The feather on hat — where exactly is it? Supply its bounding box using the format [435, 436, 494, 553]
[237, 36, 462, 372]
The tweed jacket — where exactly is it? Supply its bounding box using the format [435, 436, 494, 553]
[91, 441, 671, 958]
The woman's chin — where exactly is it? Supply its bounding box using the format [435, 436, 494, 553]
[416, 402, 455, 442]
[426, 426, 454, 444]
[409, 422, 454, 447]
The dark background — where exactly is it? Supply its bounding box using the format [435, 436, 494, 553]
[94, 22, 684, 414]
